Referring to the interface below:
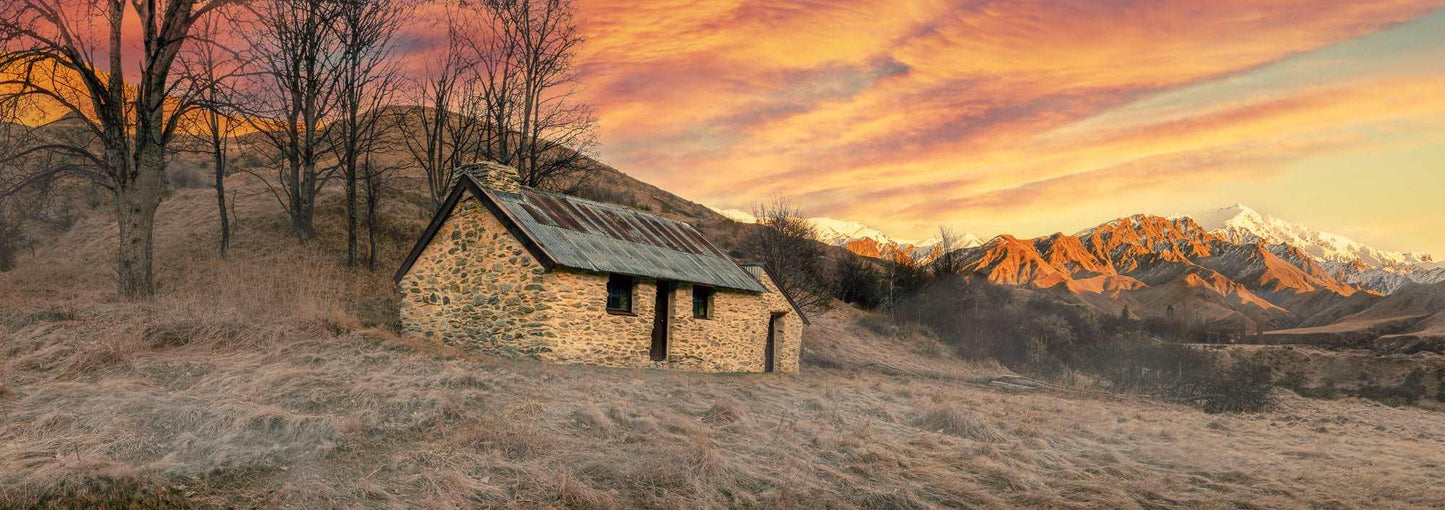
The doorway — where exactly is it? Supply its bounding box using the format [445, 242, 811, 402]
[765, 313, 784, 372]
[650, 281, 673, 361]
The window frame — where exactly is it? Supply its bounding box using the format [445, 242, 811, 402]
[606, 274, 636, 315]
[692, 285, 715, 319]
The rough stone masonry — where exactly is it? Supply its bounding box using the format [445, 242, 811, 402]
[396, 163, 804, 373]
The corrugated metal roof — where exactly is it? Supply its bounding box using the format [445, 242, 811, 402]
[474, 174, 767, 293]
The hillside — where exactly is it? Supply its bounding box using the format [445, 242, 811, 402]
[1266, 281, 1445, 353]
[4, 172, 1445, 508]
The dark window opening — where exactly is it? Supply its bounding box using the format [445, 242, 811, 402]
[692, 286, 714, 319]
[606, 274, 634, 313]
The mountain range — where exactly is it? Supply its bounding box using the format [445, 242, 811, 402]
[1188, 205, 1444, 295]
[966, 207, 1443, 334]
[717, 203, 1443, 341]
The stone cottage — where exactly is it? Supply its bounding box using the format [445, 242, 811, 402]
[394, 162, 808, 373]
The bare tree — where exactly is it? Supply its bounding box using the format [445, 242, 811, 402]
[332, 0, 406, 267]
[882, 255, 927, 318]
[0, 110, 36, 271]
[834, 254, 883, 308]
[176, 12, 246, 258]
[471, 0, 520, 170]
[401, 0, 596, 205]
[739, 197, 832, 314]
[361, 152, 401, 271]
[239, 0, 344, 242]
[931, 225, 964, 277]
[401, 15, 481, 214]
[492, 0, 596, 191]
[0, 0, 237, 297]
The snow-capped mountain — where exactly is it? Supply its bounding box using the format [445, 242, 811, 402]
[1189, 204, 1433, 267]
[1336, 266, 1445, 295]
[712, 208, 981, 262]
[1185, 204, 1442, 294]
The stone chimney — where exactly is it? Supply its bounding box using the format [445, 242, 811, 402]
[454, 161, 522, 194]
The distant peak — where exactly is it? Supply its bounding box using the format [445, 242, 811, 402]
[1185, 204, 1432, 269]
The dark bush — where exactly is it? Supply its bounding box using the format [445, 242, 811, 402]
[1170, 360, 1277, 414]
[166, 163, 208, 190]
[1437, 368, 1445, 403]
[1077, 333, 1214, 390]
[893, 277, 1106, 369]
[1356, 368, 1428, 407]
[834, 255, 883, 308]
[1292, 383, 1339, 401]
[893, 277, 1277, 413]
[0, 209, 22, 272]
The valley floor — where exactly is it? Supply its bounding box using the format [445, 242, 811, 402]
[2, 186, 1443, 509]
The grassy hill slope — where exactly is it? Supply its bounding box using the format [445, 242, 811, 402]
[2, 175, 1444, 509]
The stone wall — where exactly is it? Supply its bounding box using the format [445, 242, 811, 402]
[399, 196, 803, 373]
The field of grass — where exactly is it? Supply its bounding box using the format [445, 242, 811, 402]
[2, 182, 1444, 509]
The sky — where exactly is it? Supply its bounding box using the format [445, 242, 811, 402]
[22, 0, 1445, 256]
[557, 0, 1445, 256]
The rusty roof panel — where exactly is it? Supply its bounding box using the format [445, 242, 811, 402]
[473, 175, 766, 293]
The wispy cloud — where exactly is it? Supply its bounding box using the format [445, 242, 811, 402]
[567, 0, 1445, 254]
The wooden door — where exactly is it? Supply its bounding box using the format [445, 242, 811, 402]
[650, 281, 672, 361]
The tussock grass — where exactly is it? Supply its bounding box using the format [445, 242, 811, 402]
[2, 181, 1444, 508]
[911, 405, 1005, 442]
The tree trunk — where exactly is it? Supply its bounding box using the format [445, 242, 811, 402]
[115, 191, 158, 298]
[295, 161, 317, 241]
[213, 141, 229, 258]
[115, 149, 165, 299]
[345, 158, 357, 268]
[365, 179, 377, 271]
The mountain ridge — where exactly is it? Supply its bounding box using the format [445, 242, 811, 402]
[711, 207, 981, 263]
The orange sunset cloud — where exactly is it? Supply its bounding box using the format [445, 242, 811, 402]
[17, 0, 1445, 254]
[561, 0, 1445, 255]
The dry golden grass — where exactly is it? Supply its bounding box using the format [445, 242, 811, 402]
[2, 181, 1444, 509]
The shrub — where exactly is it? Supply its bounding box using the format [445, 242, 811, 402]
[166, 163, 208, 190]
[892, 277, 1279, 412]
[1169, 360, 1277, 414]
[1024, 314, 1074, 365]
[833, 255, 883, 308]
[0, 208, 23, 272]
[1437, 367, 1445, 403]
[1293, 384, 1339, 401]
[570, 182, 643, 210]
[1356, 369, 1428, 407]
[1079, 333, 1214, 391]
